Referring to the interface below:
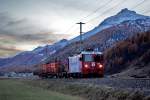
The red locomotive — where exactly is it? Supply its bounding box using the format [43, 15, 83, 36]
[39, 50, 104, 78]
[68, 51, 104, 78]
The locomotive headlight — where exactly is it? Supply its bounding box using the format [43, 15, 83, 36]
[84, 64, 89, 68]
[99, 64, 103, 68]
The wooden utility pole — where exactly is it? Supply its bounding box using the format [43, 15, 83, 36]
[45, 45, 48, 57]
[76, 22, 85, 52]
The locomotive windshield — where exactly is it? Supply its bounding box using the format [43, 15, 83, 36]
[94, 54, 104, 62]
[83, 54, 93, 62]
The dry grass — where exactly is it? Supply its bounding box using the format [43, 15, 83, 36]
[22, 79, 150, 100]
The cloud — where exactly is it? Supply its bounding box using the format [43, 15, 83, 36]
[0, 0, 150, 58]
[0, 46, 21, 52]
[0, 46, 21, 58]
[0, 32, 70, 44]
[6, 19, 27, 26]
[0, 12, 70, 57]
[0, 12, 70, 41]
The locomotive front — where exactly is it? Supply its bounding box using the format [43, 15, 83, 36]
[80, 51, 104, 77]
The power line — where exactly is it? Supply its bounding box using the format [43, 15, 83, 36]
[62, 0, 114, 34]
[143, 9, 150, 14]
[64, 0, 149, 35]
[86, 0, 126, 23]
[80, 0, 113, 21]
[85, 0, 148, 28]
[131, 0, 147, 9]
[64, 0, 124, 34]
[62, 24, 76, 34]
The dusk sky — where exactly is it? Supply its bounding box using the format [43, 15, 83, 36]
[0, 0, 150, 58]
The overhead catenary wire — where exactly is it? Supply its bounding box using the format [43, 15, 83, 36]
[85, 0, 127, 23]
[63, 0, 149, 35]
[143, 9, 150, 14]
[63, 0, 125, 34]
[80, 0, 113, 21]
[131, 0, 148, 9]
[75, 0, 126, 35]
[84, 0, 149, 30]
[87, 0, 149, 24]
[62, 0, 114, 34]
[62, 23, 76, 34]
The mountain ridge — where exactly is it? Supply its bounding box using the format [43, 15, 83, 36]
[69, 8, 149, 43]
[0, 8, 150, 72]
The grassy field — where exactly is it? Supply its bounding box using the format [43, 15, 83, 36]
[0, 79, 83, 100]
[0, 78, 149, 100]
[23, 79, 149, 100]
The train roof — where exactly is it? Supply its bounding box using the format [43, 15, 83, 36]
[81, 51, 103, 55]
[68, 54, 80, 58]
[68, 51, 103, 58]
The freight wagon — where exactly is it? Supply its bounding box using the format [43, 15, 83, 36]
[39, 50, 104, 78]
[40, 61, 66, 78]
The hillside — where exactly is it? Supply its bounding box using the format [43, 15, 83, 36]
[0, 39, 68, 72]
[69, 8, 149, 43]
[46, 18, 150, 62]
[105, 31, 150, 78]
[0, 9, 150, 72]
[46, 9, 150, 63]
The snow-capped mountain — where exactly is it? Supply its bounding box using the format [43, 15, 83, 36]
[31, 39, 68, 55]
[1, 8, 150, 72]
[47, 9, 150, 63]
[100, 8, 149, 26]
[0, 39, 68, 71]
[70, 8, 149, 43]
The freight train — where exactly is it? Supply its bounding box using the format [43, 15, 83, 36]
[39, 50, 104, 78]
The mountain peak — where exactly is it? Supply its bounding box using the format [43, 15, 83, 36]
[98, 8, 148, 27]
[117, 8, 136, 15]
[59, 39, 68, 42]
